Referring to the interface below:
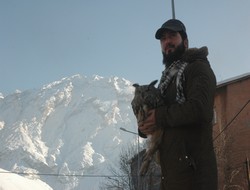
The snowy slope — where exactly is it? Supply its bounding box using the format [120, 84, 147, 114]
[0, 75, 140, 190]
[0, 168, 53, 190]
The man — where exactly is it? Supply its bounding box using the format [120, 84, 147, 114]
[138, 19, 218, 189]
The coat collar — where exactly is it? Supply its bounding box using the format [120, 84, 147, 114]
[181, 46, 209, 63]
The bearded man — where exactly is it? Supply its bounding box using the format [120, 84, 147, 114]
[138, 19, 218, 190]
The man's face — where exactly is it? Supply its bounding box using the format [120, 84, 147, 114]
[160, 31, 187, 65]
[160, 31, 183, 54]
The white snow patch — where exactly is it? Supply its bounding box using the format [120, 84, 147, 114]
[0, 168, 53, 190]
[0, 121, 5, 130]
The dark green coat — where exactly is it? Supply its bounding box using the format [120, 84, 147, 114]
[155, 47, 218, 189]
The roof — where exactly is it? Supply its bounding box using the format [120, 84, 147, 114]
[216, 73, 250, 88]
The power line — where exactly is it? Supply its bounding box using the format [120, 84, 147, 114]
[0, 171, 114, 178]
[0, 171, 125, 178]
[0, 170, 160, 178]
[213, 99, 250, 141]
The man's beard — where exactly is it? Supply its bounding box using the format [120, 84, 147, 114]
[162, 41, 186, 67]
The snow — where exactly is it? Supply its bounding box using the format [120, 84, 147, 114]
[0, 74, 141, 190]
[0, 168, 53, 190]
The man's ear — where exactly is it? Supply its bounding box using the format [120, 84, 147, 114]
[184, 39, 188, 49]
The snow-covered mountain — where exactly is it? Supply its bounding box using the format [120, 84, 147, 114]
[0, 74, 141, 190]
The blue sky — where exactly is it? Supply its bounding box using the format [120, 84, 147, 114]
[1, 0, 250, 95]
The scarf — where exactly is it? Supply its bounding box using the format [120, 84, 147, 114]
[158, 60, 188, 104]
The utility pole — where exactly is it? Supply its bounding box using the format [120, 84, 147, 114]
[171, 0, 176, 19]
[246, 157, 250, 190]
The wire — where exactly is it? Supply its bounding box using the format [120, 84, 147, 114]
[213, 99, 250, 142]
[0, 171, 125, 178]
[0, 171, 160, 178]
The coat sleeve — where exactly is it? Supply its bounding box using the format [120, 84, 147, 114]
[155, 61, 216, 128]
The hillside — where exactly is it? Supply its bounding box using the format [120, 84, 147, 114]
[0, 75, 141, 190]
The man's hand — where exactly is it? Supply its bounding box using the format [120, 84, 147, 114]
[138, 109, 157, 135]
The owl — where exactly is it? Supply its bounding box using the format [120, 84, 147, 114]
[131, 80, 165, 175]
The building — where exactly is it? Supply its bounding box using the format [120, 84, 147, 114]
[213, 73, 250, 189]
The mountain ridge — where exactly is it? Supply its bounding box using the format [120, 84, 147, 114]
[0, 74, 140, 190]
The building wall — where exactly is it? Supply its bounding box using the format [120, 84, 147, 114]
[214, 77, 250, 189]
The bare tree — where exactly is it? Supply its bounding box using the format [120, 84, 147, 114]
[100, 143, 137, 190]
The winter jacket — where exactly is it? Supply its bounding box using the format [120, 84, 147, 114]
[155, 47, 218, 190]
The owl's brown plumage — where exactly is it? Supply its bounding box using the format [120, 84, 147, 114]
[131, 80, 164, 123]
[131, 80, 165, 175]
